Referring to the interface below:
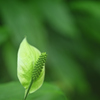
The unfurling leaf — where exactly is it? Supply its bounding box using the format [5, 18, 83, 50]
[17, 38, 47, 100]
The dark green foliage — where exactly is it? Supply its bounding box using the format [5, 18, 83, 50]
[0, 0, 100, 100]
[0, 82, 66, 100]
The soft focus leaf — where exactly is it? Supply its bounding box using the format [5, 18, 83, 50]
[47, 33, 91, 94]
[0, 27, 9, 45]
[70, 1, 100, 43]
[70, 1, 100, 18]
[17, 38, 44, 94]
[78, 17, 100, 43]
[2, 42, 17, 80]
[0, 0, 47, 51]
[0, 82, 67, 100]
[39, 0, 79, 38]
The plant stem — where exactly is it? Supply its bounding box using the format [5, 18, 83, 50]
[24, 78, 33, 100]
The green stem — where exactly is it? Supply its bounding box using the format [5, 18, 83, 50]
[24, 78, 33, 100]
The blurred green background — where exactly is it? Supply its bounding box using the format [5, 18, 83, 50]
[0, 0, 100, 100]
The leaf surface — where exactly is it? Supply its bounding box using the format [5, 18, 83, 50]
[17, 38, 45, 94]
[0, 82, 67, 100]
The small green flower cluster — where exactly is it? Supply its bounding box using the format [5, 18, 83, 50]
[32, 52, 47, 81]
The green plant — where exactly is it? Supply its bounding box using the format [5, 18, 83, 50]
[17, 38, 47, 100]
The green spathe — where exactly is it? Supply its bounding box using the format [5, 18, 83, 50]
[17, 38, 45, 94]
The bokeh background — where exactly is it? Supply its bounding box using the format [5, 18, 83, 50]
[0, 0, 100, 100]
